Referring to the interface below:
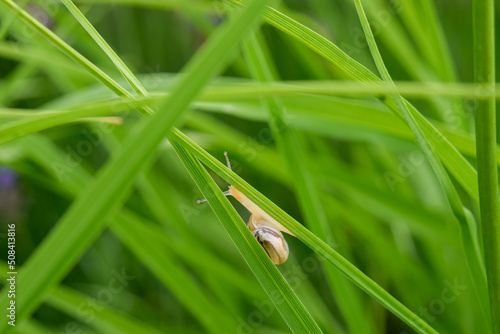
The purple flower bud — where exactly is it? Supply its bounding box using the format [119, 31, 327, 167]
[0, 167, 18, 188]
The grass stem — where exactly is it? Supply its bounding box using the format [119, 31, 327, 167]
[473, 0, 500, 331]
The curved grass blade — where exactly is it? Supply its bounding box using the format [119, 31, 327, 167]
[0, 2, 438, 331]
[0, 0, 272, 332]
[3, 85, 499, 167]
[170, 140, 323, 334]
[3, 0, 483, 207]
[19, 133, 259, 332]
[242, 30, 375, 334]
[60, 0, 148, 96]
[171, 129, 438, 334]
[0, 261, 166, 334]
[349, 0, 489, 325]
[228, 0, 480, 205]
[12, 7, 324, 329]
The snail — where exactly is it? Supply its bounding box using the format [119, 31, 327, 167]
[198, 152, 294, 265]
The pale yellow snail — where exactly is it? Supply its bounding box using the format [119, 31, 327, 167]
[198, 152, 294, 265]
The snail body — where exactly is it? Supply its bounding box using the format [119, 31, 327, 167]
[198, 152, 293, 265]
[230, 185, 294, 265]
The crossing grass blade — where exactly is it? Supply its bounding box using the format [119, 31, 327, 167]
[59, 0, 149, 96]
[0, 1, 480, 332]
[0, 1, 495, 332]
[0, 263, 165, 334]
[0, 0, 272, 332]
[3, 83, 500, 166]
[170, 140, 323, 334]
[171, 129, 438, 334]
[242, 30, 375, 334]
[349, 0, 489, 325]
[228, 0, 481, 204]
[19, 133, 262, 332]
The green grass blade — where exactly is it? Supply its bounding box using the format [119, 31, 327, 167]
[399, 0, 456, 82]
[473, 0, 500, 331]
[349, 0, 489, 325]
[228, 0, 481, 204]
[60, 0, 148, 95]
[171, 128, 438, 334]
[200, 80, 500, 99]
[109, 212, 238, 332]
[242, 30, 375, 334]
[170, 139, 323, 334]
[19, 133, 255, 332]
[0, 107, 122, 142]
[0, 0, 272, 332]
[2, 80, 500, 151]
[47, 285, 166, 334]
[0, 0, 132, 98]
[0, 260, 165, 334]
[0, 2, 467, 330]
[0, 88, 495, 170]
[2, 84, 498, 173]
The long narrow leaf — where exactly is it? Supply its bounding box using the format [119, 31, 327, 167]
[0, 1, 271, 332]
[349, 0, 489, 325]
[19, 134, 251, 332]
[172, 128, 438, 334]
[170, 140, 322, 334]
[228, 0, 480, 205]
[473, 0, 500, 331]
[242, 30, 374, 334]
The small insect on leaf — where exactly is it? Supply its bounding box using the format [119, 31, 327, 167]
[197, 152, 294, 264]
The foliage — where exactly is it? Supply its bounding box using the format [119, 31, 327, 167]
[0, 0, 497, 333]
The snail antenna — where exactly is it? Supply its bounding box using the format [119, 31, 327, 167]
[197, 190, 231, 204]
[224, 151, 232, 170]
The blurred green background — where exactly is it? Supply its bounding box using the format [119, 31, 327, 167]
[0, 0, 499, 333]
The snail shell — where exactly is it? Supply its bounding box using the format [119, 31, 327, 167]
[249, 214, 289, 265]
[198, 153, 294, 265]
[229, 185, 293, 265]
